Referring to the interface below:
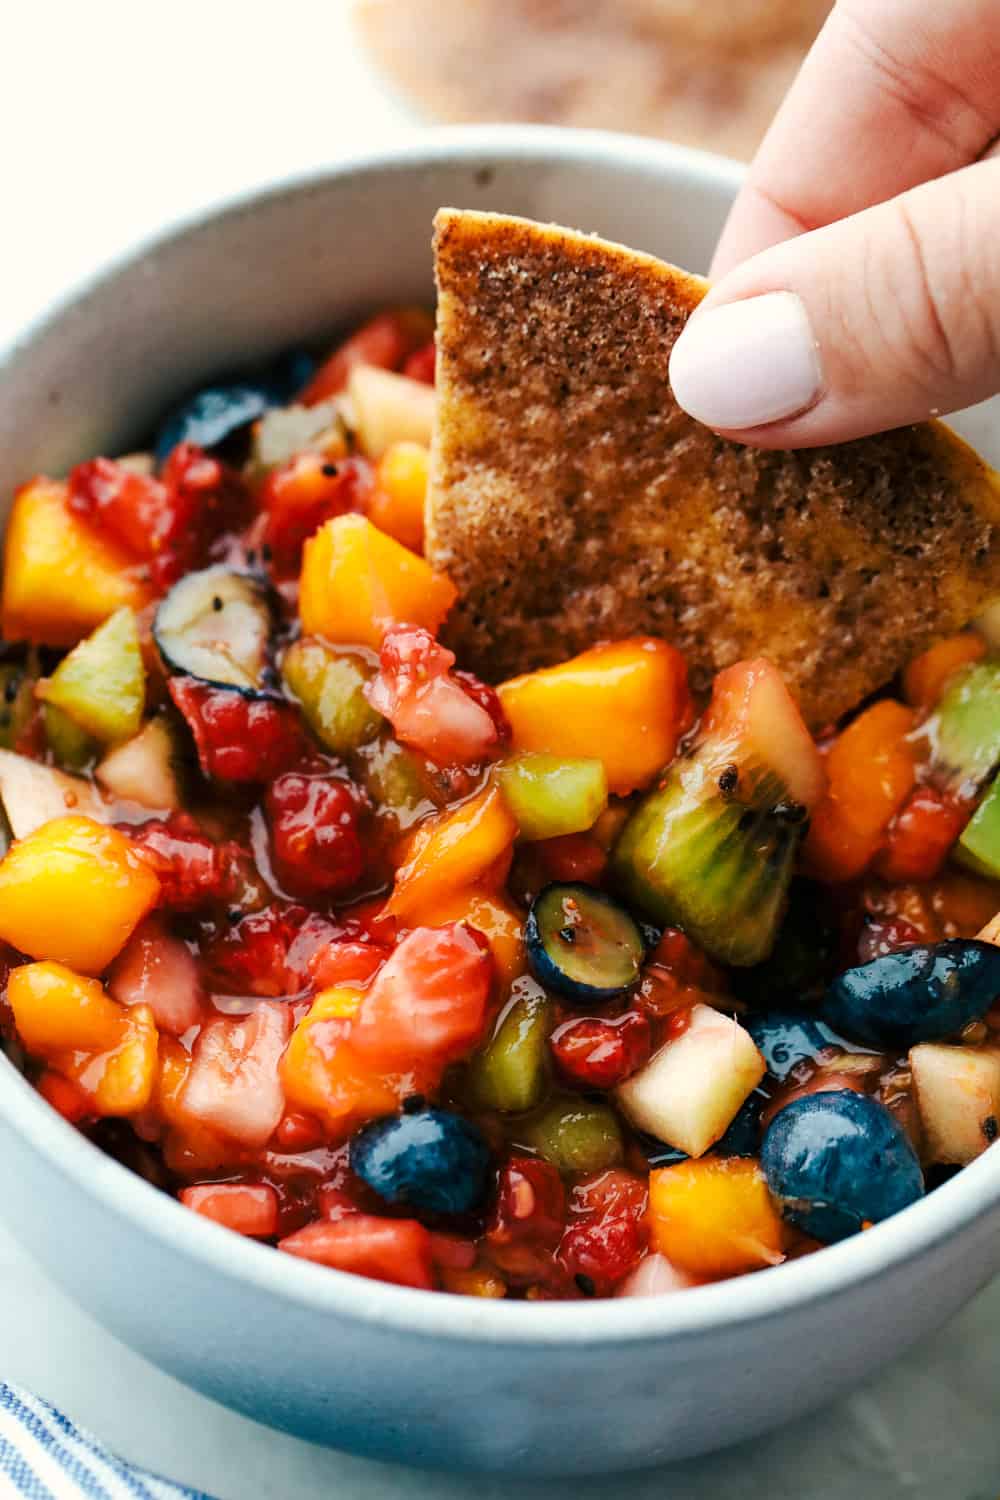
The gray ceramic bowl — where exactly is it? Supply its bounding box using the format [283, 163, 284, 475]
[1, 127, 999, 1477]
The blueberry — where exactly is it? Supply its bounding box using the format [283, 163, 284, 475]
[349, 1109, 491, 1216]
[821, 939, 1000, 1051]
[154, 383, 273, 461]
[526, 884, 645, 1006]
[761, 1090, 924, 1242]
[153, 348, 316, 460]
[743, 1011, 850, 1083]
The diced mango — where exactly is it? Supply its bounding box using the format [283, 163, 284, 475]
[8, 961, 125, 1054]
[648, 1158, 785, 1278]
[903, 633, 987, 711]
[410, 886, 526, 992]
[385, 784, 518, 924]
[9, 963, 157, 1117]
[498, 638, 691, 796]
[1, 480, 152, 647]
[616, 1004, 765, 1158]
[281, 990, 422, 1136]
[804, 700, 917, 883]
[74, 1001, 158, 1115]
[368, 441, 430, 551]
[0, 815, 160, 974]
[299, 513, 457, 648]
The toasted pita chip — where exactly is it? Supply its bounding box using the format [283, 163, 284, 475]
[426, 209, 1000, 728]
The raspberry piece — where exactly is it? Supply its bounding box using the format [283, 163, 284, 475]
[550, 1011, 651, 1091]
[169, 677, 302, 783]
[127, 815, 232, 909]
[266, 772, 365, 898]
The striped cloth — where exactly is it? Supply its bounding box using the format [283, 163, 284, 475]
[0, 1383, 216, 1500]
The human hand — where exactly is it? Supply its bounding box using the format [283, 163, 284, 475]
[669, 0, 1000, 446]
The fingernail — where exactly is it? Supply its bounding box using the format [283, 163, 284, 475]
[669, 291, 822, 430]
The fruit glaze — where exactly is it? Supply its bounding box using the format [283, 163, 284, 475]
[0, 307, 999, 1300]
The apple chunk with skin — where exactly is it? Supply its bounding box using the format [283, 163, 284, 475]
[616, 1003, 765, 1158]
[911, 1043, 1000, 1165]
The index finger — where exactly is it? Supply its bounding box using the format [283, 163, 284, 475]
[711, 0, 1000, 276]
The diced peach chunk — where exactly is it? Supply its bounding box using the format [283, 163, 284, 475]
[648, 1159, 785, 1277]
[498, 639, 691, 796]
[1, 479, 152, 647]
[299, 514, 456, 649]
[0, 816, 160, 974]
[386, 784, 517, 923]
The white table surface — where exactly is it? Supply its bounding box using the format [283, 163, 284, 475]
[3, 5, 1000, 1496]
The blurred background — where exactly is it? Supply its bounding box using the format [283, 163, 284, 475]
[355, 0, 831, 159]
[2, 1, 832, 350]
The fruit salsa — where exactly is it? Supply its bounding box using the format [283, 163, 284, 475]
[0, 305, 999, 1301]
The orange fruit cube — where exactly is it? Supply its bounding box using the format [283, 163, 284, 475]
[0, 815, 160, 974]
[299, 513, 456, 648]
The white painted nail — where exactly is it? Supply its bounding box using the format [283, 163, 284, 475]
[669, 291, 822, 430]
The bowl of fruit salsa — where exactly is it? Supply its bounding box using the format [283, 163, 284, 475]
[1, 131, 1000, 1475]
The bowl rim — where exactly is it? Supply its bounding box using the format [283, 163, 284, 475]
[2, 122, 999, 1347]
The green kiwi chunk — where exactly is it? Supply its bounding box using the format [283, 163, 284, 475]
[612, 758, 806, 968]
[926, 660, 1000, 797]
[39, 608, 145, 744]
[282, 637, 382, 753]
[465, 979, 553, 1113]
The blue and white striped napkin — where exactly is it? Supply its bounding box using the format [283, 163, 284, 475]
[0, 1384, 215, 1500]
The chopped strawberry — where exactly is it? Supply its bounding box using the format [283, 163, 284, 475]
[366, 627, 503, 767]
[180, 1181, 279, 1237]
[279, 1214, 435, 1289]
[298, 309, 433, 406]
[261, 453, 372, 576]
[308, 940, 390, 989]
[874, 785, 970, 883]
[550, 1011, 651, 1091]
[107, 916, 204, 1035]
[68, 445, 252, 589]
[537, 833, 607, 885]
[169, 678, 302, 783]
[266, 771, 365, 898]
[401, 340, 436, 385]
[273, 1111, 326, 1153]
[182, 1001, 292, 1148]
[350, 923, 494, 1068]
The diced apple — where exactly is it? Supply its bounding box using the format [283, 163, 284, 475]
[96, 719, 182, 810]
[347, 366, 435, 458]
[615, 1003, 765, 1158]
[616, 1253, 702, 1297]
[0, 750, 106, 839]
[910, 1042, 1000, 1165]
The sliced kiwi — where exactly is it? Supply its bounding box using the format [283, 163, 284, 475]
[923, 659, 1000, 798]
[612, 662, 821, 967]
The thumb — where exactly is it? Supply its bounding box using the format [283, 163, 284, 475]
[669, 158, 1000, 447]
